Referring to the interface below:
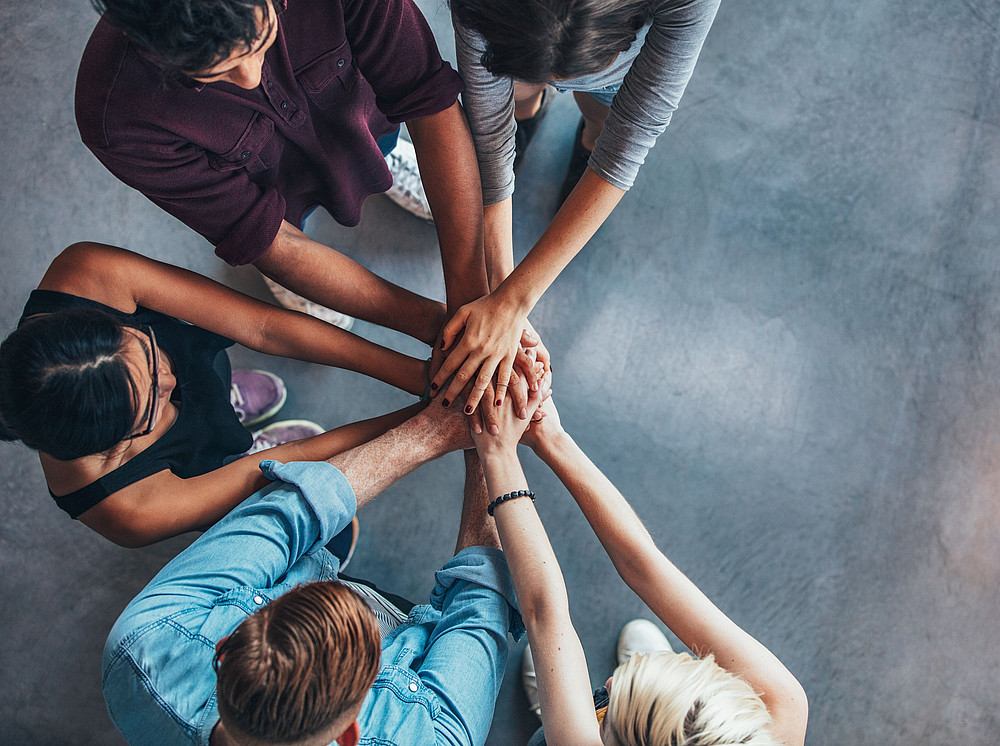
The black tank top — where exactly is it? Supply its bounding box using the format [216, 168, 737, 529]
[20, 290, 254, 518]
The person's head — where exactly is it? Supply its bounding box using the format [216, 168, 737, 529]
[91, 0, 279, 86]
[0, 309, 172, 461]
[602, 651, 779, 746]
[450, 0, 653, 83]
[214, 581, 381, 746]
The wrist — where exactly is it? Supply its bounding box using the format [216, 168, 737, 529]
[531, 430, 572, 462]
[421, 301, 448, 346]
[493, 280, 534, 321]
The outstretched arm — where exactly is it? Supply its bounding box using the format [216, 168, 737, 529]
[39, 241, 431, 396]
[407, 102, 490, 314]
[79, 404, 424, 547]
[472, 387, 604, 746]
[523, 404, 809, 745]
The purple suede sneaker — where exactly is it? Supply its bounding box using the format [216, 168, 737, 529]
[246, 420, 324, 454]
[230, 369, 287, 426]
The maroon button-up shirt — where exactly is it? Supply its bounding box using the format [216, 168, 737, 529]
[76, 0, 463, 266]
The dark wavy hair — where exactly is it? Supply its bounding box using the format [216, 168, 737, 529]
[450, 0, 654, 83]
[90, 0, 275, 74]
[0, 309, 140, 461]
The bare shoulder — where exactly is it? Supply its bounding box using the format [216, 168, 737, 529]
[36, 242, 141, 312]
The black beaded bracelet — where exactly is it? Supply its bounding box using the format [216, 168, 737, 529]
[487, 489, 535, 516]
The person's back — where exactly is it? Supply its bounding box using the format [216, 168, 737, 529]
[102, 403, 526, 746]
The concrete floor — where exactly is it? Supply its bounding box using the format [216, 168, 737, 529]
[2, 0, 1000, 743]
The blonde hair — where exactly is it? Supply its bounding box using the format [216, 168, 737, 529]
[605, 651, 779, 746]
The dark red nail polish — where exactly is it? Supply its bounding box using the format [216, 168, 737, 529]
[495, 400, 502, 407]
[464, 405, 473, 414]
[442, 398, 450, 407]
[430, 382, 438, 391]
[439, 340, 445, 349]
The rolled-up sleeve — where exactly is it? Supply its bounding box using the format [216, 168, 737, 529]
[589, 0, 721, 191]
[345, 0, 464, 123]
[84, 139, 285, 266]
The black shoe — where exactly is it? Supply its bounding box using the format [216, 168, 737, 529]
[558, 119, 592, 207]
[514, 85, 556, 172]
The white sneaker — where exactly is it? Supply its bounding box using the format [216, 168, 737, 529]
[384, 137, 434, 222]
[262, 276, 354, 331]
[521, 644, 542, 718]
[616, 619, 673, 666]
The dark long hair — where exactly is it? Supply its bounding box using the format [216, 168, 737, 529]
[0, 309, 140, 461]
[451, 0, 654, 83]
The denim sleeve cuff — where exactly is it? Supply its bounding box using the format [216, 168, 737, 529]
[258, 460, 357, 549]
[431, 546, 525, 640]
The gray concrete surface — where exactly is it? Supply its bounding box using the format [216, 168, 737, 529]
[2, 0, 1000, 743]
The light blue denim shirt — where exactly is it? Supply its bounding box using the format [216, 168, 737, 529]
[102, 460, 523, 746]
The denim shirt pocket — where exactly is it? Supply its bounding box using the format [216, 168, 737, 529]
[207, 113, 277, 175]
[296, 40, 359, 110]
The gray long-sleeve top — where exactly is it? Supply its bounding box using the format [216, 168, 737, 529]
[454, 0, 721, 206]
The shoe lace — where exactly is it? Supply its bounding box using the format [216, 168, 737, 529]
[230, 383, 246, 419]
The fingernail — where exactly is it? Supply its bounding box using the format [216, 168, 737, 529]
[490, 425, 499, 435]
[473, 422, 482, 434]
[519, 408, 528, 419]
[442, 398, 450, 407]
[439, 340, 445, 349]
[430, 382, 438, 391]
[495, 399, 502, 407]
[464, 405, 473, 414]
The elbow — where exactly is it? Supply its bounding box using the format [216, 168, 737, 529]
[788, 678, 810, 726]
[518, 589, 572, 635]
[81, 504, 169, 549]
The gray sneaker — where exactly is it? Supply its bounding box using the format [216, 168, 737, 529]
[616, 619, 673, 666]
[263, 276, 354, 331]
[384, 137, 433, 222]
[246, 420, 324, 454]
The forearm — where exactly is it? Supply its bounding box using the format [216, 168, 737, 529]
[255, 307, 428, 395]
[495, 169, 625, 315]
[480, 446, 601, 746]
[329, 408, 464, 507]
[455, 450, 501, 551]
[256, 221, 445, 344]
[479, 449, 564, 624]
[408, 103, 490, 312]
[196, 405, 423, 522]
[484, 199, 515, 290]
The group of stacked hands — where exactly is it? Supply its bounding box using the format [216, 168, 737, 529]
[0, 1, 812, 745]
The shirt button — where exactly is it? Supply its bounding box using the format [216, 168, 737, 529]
[408, 682, 418, 692]
[253, 595, 264, 605]
[280, 100, 289, 110]
[266, 81, 273, 90]
[240, 151, 251, 160]
[337, 58, 345, 67]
